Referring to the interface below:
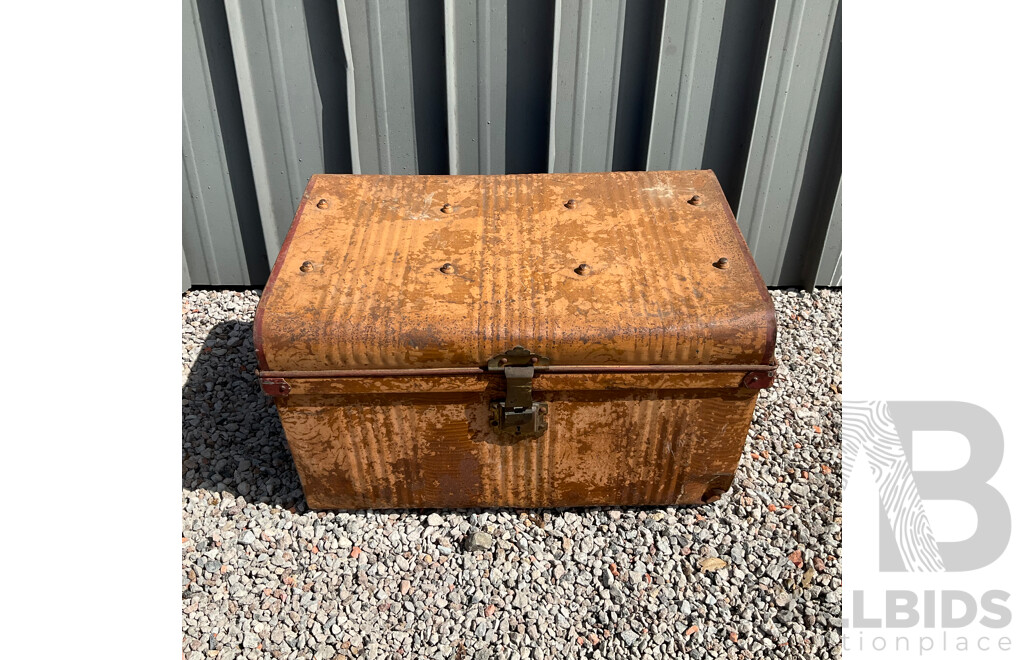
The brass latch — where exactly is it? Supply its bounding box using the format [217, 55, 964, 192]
[487, 346, 549, 439]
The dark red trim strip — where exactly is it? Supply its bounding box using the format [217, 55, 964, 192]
[253, 177, 319, 371]
[257, 363, 776, 379]
[260, 378, 291, 397]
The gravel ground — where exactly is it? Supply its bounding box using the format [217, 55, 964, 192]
[182, 288, 842, 660]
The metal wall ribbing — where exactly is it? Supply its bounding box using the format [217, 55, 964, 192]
[183, 0, 841, 289]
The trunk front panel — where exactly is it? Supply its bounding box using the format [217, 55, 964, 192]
[277, 384, 758, 509]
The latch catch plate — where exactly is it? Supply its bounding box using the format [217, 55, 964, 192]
[487, 346, 549, 440]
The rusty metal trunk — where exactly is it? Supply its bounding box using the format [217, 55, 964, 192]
[254, 171, 776, 509]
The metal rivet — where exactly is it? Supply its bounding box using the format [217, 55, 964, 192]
[688, 195, 702, 206]
[300, 261, 314, 272]
[713, 257, 730, 269]
[530, 357, 539, 364]
[441, 203, 453, 214]
[440, 262, 455, 275]
[316, 199, 328, 209]
[574, 263, 591, 276]
[498, 357, 508, 365]
[564, 199, 577, 209]
[702, 488, 726, 504]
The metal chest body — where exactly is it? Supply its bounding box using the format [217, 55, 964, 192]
[254, 171, 776, 509]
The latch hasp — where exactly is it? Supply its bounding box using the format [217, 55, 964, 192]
[487, 346, 549, 440]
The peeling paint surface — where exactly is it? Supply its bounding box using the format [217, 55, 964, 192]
[279, 384, 758, 509]
[255, 171, 776, 509]
[256, 171, 775, 371]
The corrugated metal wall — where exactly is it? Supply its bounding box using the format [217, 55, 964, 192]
[183, 0, 841, 290]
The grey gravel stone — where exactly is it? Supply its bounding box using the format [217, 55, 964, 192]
[464, 531, 494, 552]
[511, 591, 530, 609]
[182, 288, 842, 659]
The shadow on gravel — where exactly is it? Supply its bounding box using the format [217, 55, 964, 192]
[182, 321, 309, 511]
